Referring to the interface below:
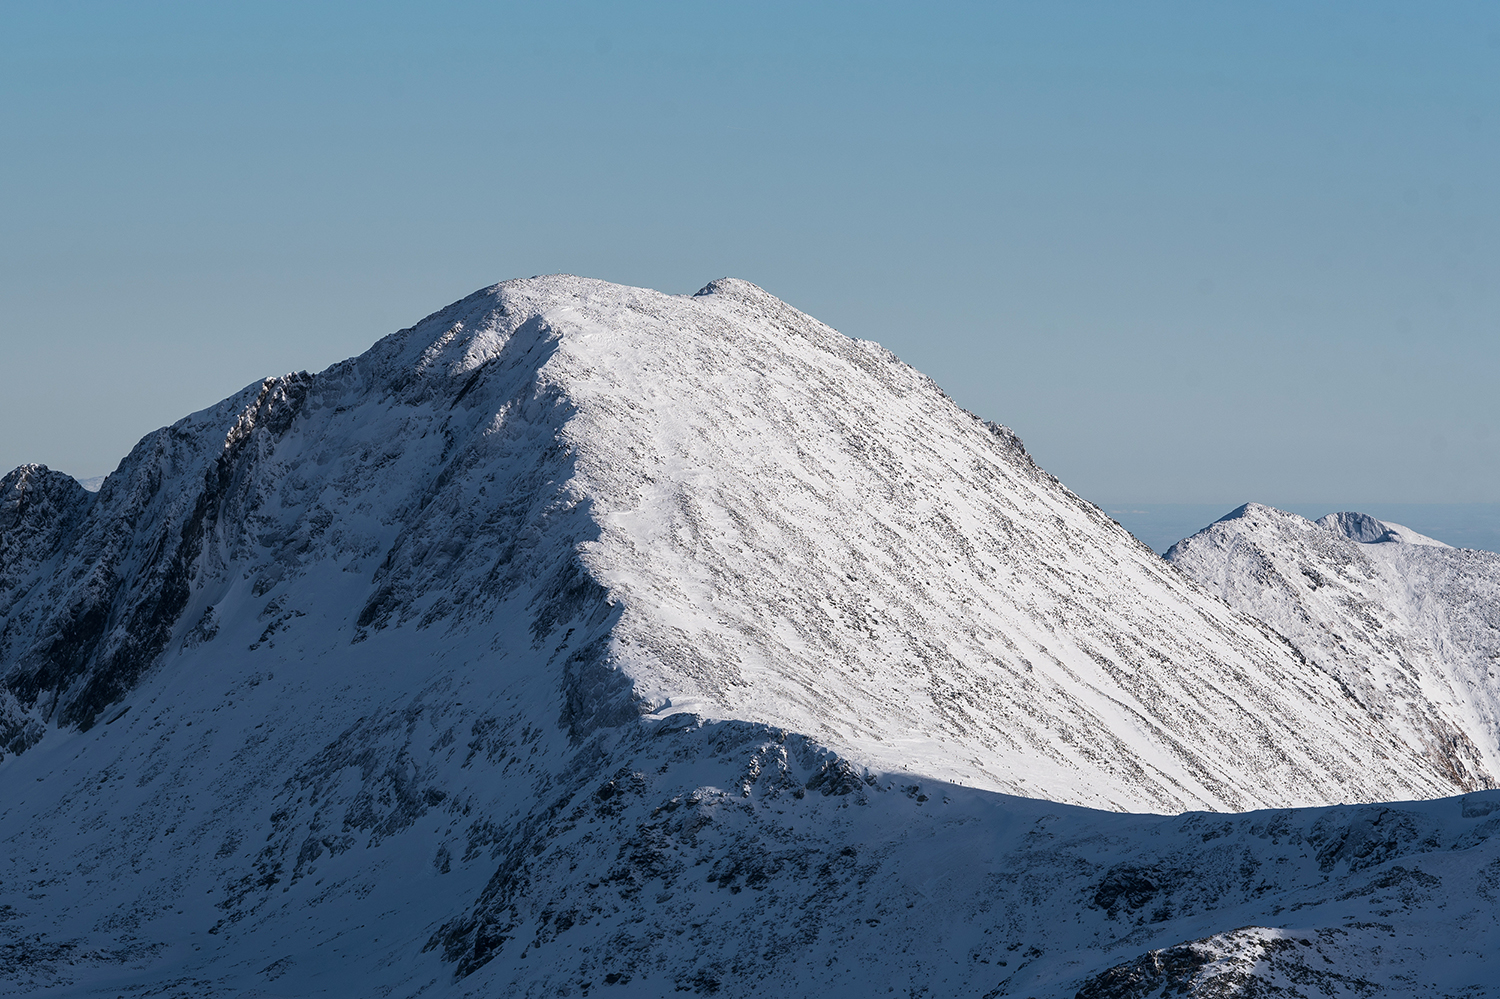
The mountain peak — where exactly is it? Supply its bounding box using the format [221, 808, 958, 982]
[1168, 500, 1498, 785]
[1216, 501, 1297, 524]
[5, 278, 1500, 996]
[691, 276, 776, 303]
[1, 275, 1478, 814]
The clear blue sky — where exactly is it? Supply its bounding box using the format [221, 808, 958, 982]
[3, 2, 1497, 505]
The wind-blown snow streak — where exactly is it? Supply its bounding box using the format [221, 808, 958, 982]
[2, 276, 1497, 997]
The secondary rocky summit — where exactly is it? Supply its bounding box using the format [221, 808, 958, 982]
[1, 276, 1497, 997]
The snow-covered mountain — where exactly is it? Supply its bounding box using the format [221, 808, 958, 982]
[1167, 503, 1500, 800]
[2, 276, 1498, 997]
[1, 276, 1481, 813]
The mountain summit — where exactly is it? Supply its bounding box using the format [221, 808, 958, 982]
[2, 277, 1498, 996]
[2, 275, 1477, 812]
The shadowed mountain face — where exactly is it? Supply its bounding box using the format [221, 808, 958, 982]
[1, 277, 1498, 997]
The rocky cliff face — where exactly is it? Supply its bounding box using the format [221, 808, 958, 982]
[1, 276, 1497, 997]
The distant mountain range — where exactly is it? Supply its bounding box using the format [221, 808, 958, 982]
[2, 276, 1496, 996]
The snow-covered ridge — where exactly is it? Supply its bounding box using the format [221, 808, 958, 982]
[1167, 501, 1500, 790]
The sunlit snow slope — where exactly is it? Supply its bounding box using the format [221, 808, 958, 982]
[3, 276, 1499, 998]
[1168, 502, 1500, 790]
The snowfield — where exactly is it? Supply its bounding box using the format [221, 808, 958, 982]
[2, 276, 1497, 997]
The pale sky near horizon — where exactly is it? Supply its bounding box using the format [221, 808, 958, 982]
[3, 2, 1497, 506]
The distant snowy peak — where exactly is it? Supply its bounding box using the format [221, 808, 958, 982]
[691, 276, 774, 301]
[1168, 502, 1500, 790]
[1205, 502, 1451, 549]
